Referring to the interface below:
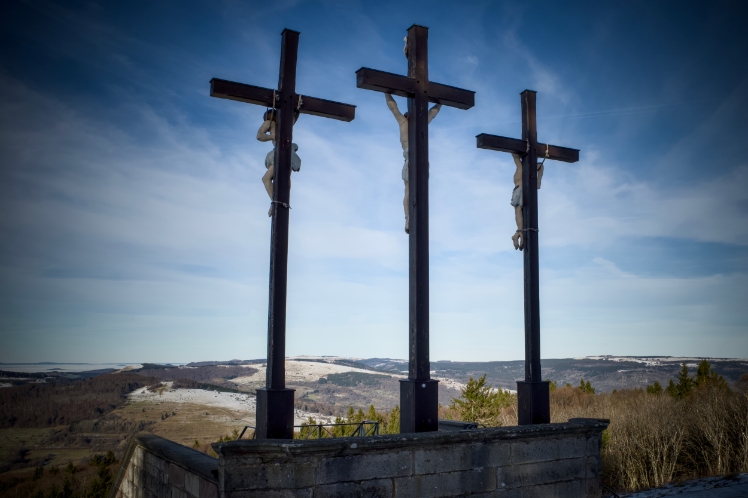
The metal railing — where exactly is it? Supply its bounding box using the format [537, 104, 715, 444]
[437, 420, 485, 431]
[601, 483, 620, 498]
[237, 421, 380, 440]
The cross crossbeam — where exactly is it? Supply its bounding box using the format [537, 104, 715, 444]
[356, 68, 474, 109]
[476, 91, 578, 425]
[210, 29, 354, 440]
[476, 134, 578, 163]
[210, 78, 355, 121]
[356, 25, 474, 433]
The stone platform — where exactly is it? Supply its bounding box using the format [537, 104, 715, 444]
[110, 418, 608, 497]
[212, 418, 609, 497]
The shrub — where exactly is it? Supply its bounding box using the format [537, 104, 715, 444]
[449, 374, 516, 426]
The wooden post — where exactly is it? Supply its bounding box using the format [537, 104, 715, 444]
[356, 25, 474, 432]
[209, 29, 355, 439]
[475, 91, 579, 425]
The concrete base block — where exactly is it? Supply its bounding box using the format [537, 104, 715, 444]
[255, 388, 295, 440]
[517, 380, 550, 425]
[400, 379, 439, 433]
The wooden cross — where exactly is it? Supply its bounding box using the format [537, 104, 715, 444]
[356, 25, 475, 433]
[476, 90, 579, 425]
[210, 29, 355, 439]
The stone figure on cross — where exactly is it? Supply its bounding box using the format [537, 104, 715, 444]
[257, 109, 302, 216]
[510, 153, 544, 250]
[386, 93, 441, 233]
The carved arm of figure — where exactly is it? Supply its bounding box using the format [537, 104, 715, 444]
[256, 112, 276, 143]
[385, 93, 406, 124]
[427, 103, 442, 123]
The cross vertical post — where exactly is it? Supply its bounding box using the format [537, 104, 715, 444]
[259, 28, 298, 441]
[356, 25, 475, 432]
[406, 25, 436, 433]
[210, 29, 355, 439]
[475, 91, 579, 425]
[518, 90, 547, 424]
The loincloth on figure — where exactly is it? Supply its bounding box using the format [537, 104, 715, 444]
[401, 148, 409, 181]
[265, 143, 301, 172]
[510, 185, 522, 207]
[400, 148, 430, 181]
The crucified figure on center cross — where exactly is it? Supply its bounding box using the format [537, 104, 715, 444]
[510, 153, 544, 250]
[385, 93, 441, 233]
[257, 109, 301, 216]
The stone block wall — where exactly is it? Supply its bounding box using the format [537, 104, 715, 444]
[109, 434, 219, 498]
[213, 418, 609, 498]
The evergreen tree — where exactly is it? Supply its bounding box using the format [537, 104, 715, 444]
[297, 416, 319, 439]
[666, 363, 694, 399]
[83, 465, 113, 498]
[579, 378, 595, 394]
[386, 405, 400, 435]
[62, 476, 73, 498]
[450, 374, 514, 426]
[693, 359, 729, 390]
[646, 381, 663, 394]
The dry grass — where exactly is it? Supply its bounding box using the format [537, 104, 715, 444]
[444, 377, 748, 494]
[546, 384, 748, 493]
[113, 399, 251, 451]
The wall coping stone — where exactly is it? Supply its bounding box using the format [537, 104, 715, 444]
[109, 433, 218, 498]
[213, 418, 609, 459]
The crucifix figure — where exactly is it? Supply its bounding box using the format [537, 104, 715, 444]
[510, 152, 544, 250]
[386, 92, 441, 233]
[210, 29, 355, 439]
[257, 109, 302, 216]
[357, 25, 474, 433]
[477, 90, 579, 425]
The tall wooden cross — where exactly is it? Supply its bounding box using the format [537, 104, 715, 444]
[210, 29, 355, 439]
[357, 25, 475, 433]
[476, 90, 579, 425]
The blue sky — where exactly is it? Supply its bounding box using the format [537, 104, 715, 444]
[1, 0, 747, 363]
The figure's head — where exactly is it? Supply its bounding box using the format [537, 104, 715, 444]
[403, 111, 409, 119]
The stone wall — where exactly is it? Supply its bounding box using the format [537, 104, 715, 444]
[109, 434, 218, 498]
[213, 418, 609, 498]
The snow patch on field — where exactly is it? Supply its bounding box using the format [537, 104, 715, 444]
[430, 376, 516, 395]
[230, 360, 398, 386]
[432, 377, 467, 392]
[129, 384, 255, 411]
[127, 383, 336, 425]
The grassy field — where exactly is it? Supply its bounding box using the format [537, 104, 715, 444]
[113, 399, 251, 449]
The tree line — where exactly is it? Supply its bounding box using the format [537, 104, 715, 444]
[0, 372, 156, 428]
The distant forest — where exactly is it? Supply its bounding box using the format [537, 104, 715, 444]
[134, 364, 256, 384]
[0, 373, 156, 428]
[0, 362, 259, 429]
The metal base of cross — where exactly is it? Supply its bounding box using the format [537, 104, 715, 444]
[255, 388, 295, 439]
[517, 380, 550, 425]
[399, 379, 439, 433]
